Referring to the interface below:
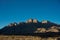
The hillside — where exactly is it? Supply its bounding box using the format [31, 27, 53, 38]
[0, 19, 60, 35]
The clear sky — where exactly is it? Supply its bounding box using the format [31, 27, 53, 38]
[0, 0, 60, 29]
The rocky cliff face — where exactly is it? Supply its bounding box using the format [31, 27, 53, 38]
[0, 19, 60, 35]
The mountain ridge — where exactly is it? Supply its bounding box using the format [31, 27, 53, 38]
[0, 19, 60, 35]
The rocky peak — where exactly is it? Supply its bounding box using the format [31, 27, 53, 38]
[41, 20, 49, 24]
[26, 19, 33, 23]
[8, 22, 17, 27]
[33, 19, 38, 23]
[26, 19, 39, 23]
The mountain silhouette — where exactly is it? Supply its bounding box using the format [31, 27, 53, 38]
[0, 19, 60, 35]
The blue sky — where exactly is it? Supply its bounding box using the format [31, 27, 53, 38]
[0, 0, 60, 29]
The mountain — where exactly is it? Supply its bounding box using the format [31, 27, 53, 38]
[0, 19, 60, 35]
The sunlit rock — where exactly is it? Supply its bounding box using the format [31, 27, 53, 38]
[50, 26, 57, 29]
[8, 22, 17, 27]
[42, 20, 48, 23]
[34, 28, 46, 33]
[26, 19, 33, 23]
[33, 19, 38, 23]
[13, 22, 17, 26]
[8, 23, 14, 27]
[47, 26, 59, 32]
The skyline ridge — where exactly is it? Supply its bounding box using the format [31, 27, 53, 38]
[0, 18, 60, 29]
[0, 18, 60, 35]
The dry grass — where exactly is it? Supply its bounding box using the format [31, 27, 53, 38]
[0, 35, 60, 40]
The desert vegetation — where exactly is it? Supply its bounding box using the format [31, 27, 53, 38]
[0, 35, 60, 40]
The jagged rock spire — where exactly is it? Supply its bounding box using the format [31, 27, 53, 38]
[26, 19, 33, 23]
[8, 23, 13, 27]
[8, 22, 17, 27]
[33, 19, 38, 23]
[26, 19, 38, 23]
[13, 22, 17, 26]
